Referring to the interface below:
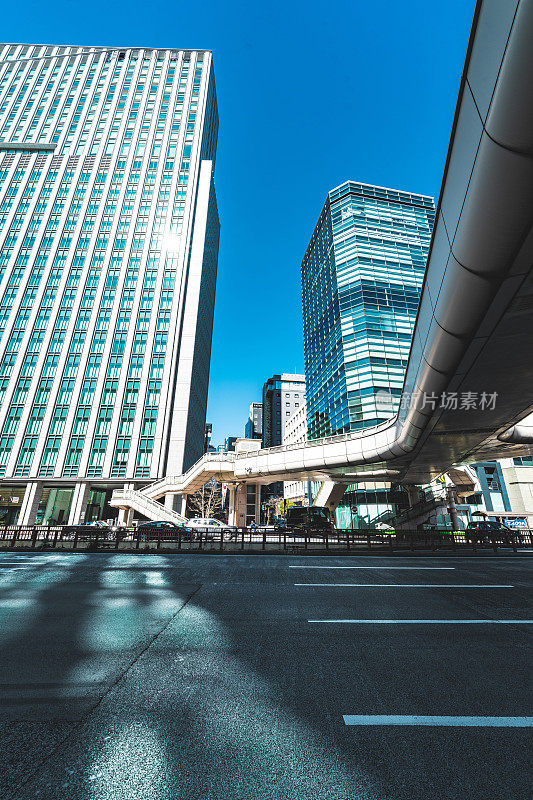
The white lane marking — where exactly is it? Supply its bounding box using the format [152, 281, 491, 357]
[308, 619, 533, 624]
[295, 584, 514, 588]
[343, 715, 533, 727]
[0, 567, 31, 571]
[289, 566, 455, 570]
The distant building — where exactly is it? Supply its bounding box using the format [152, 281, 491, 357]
[244, 402, 262, 440]
[261, 373, 305, 501]
[224, 436, 237, 452]
[204, 423, 213, 453]
[283, 402, 311, 505]
[469, 458, 533, 526]
[262, 374, 305, 448]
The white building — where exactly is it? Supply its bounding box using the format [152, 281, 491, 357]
[0, 44, 219, 525]
[283, 402, 311, 504]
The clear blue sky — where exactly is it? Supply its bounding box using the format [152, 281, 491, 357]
[4, 0, 476, 446]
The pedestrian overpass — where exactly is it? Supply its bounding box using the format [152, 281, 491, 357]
[111, 0, 533, 525]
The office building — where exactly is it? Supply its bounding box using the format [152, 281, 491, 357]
[0, 44, 219, 525]
[244, 401, 262, 440]
[301, 181, 434, 439]
[261, 373, 305, 502]
[262, 374, 305, 448]
[283, 401, 312, 505]
[301, 181, 434, 526]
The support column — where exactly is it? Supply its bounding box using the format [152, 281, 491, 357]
[67, 482, 91, 525]
[118, 507, 133, 526]
[117, 484, 135, 526]
[180, 494, 188, 517]
[163, 493, 186, 514]
[447, 487, 460, 531]
[227, 485, 237, 526]
[235, 484, 247, 527]
[254, 484, 261, 524]
[228, 484, 247, 526]
[18, 482, 43, 525]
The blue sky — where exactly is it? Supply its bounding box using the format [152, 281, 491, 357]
[4, 0, 475, 446]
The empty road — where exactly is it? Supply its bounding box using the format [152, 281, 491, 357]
[0, 552, 531, 799]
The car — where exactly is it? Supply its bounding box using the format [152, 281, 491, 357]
[285, 506, 334, 537]
[60, 520, 115, 540]
[184, 517, 236, 540]
[465, 520, 516, 545]
[136, 520, 191, 541]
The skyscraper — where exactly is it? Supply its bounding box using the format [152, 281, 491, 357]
[0, 44, 219, 525]
[302, 181, 434, 440]
[301, 181, 434, 527]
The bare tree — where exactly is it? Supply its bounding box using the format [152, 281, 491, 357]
[188, 480, 224, 519]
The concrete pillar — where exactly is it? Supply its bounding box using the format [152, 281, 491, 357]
[447, 487, 460, 531]
[118, 507, 133, 526]
[235, 484, 247, 527]
[228, 484, 247, 526]
[227, 485, 237, 526]
[18, 482, 43, 525]
[116, 484, 134, 526]
[180, 494, 187, 517]
[67, 482, 91, 524]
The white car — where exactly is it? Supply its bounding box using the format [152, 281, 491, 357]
[184, 518, 236, 540]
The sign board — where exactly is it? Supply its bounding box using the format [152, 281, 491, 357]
[506, 518, 527, 529]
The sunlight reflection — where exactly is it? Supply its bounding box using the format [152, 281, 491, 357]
[88, 722, 171, 800]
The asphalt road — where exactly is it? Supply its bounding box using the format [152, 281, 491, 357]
[0, 552, 531, 800]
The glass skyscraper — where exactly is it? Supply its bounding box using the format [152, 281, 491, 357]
[0, 44, 219, 525]
[302, 180, 434, 440]
[301, 181, 434, 529]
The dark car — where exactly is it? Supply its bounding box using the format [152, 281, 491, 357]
[61, 520, 115, 540]
[465, 520, 516, 545]
[285, 506, 334, 537]
[136, 520, 191, 541]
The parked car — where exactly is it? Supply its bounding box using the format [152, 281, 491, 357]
[61, 520, 115, 540]
[185, 517, 236, 540]
[465, 520, 516, 545]
[136, 520, 190, 541]
[285, 506, 334, 537]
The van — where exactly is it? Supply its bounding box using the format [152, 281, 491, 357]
[285, 506, 334, 536]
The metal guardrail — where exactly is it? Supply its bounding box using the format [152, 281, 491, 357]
[0, 525, 531, 553]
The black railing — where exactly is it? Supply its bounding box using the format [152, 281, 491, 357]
[0, 525, 531, 553]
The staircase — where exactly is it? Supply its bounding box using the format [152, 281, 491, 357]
[110, 487, 187, 524]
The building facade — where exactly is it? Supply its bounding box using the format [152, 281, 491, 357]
[244, 401, 262, 440]
[300, 181, 434, 527]
[301, 181, 434, 439]
[261, 374, 305, 448]
[261, 373, 305, 503]
[283, 401, 311, 505]
[0, 44, 219, 525]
